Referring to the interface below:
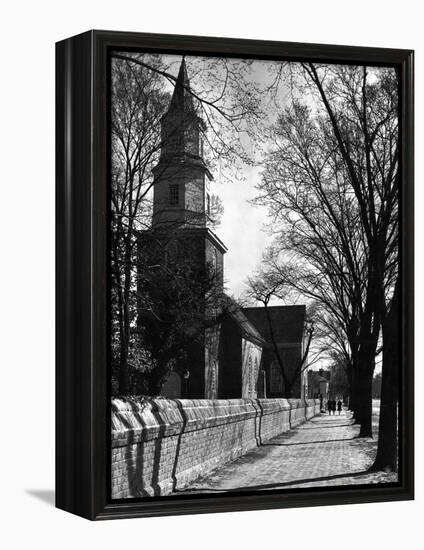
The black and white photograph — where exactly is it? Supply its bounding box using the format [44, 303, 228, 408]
[109, 50, 402, 499]
[2, 0, 422, 543]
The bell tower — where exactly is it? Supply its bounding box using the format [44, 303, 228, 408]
[152, 58, 212, 228]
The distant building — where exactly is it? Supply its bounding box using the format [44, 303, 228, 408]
[308, 369, 330, 402]
[138, 58, 309, 399]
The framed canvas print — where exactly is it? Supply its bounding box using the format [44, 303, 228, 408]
[56, 30, 414, 520]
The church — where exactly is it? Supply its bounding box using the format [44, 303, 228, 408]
[138, 58, 308, 400]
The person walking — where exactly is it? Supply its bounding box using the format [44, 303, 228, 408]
[337, 399, 343, 415]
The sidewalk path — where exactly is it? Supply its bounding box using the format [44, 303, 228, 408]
[180, 410, 397, 493]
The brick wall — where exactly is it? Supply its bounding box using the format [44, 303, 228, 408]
[111, 397, 321, 499]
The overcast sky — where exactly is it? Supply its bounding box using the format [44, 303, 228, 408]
[212, 165, 269, 299]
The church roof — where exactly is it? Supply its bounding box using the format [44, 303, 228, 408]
[242, 305, 306, 345]
[168, 57, 196, 114]
[224, 298, 266, 346]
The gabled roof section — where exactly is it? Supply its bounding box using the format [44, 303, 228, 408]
[242, 305, 306, 345]
[224, 298, 266, 346]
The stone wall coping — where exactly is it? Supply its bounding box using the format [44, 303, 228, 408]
[111, 397, 320, 448]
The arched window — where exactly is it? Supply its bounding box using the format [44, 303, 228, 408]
[253, 357, 258, 393]
[247, 356, 253, 396]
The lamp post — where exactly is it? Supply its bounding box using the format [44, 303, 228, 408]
[183, 369, 190, 398]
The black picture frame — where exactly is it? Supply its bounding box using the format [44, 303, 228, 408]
[56, 30, 414, 520]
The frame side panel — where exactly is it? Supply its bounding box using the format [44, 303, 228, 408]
[400, 51, 414, 499]
[56, 31, 95, 519]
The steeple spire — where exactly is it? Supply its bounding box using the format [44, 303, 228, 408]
[168, 56, 196, 114]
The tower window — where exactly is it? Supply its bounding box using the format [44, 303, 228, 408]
[206, 193, 211, 216]
[169, 184, 179, 206]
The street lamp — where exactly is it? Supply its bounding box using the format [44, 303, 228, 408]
[183, 369, 190, 397]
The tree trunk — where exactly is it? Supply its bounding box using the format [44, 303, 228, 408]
[282, 383, 293, 399]
[357, 363, 374, 437]
[356, 339, 376, 437]
[118, 237, 133, 395]
[264, 302, 291, 392]
[370, 281, 399, 472]
[349, 368, 359, 419]
[118, 340, 130, 394]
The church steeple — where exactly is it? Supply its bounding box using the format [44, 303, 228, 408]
[152, 57, 211, 228]
[167, 56, 196, 115]
[141, 57, 227, 400]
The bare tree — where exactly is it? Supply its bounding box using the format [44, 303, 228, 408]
[299, 63, 399, 441]
[111, 55, 168, 394]
[254, 63, 398, 443]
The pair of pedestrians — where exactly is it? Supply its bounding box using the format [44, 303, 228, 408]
[327, 399, 343, 415]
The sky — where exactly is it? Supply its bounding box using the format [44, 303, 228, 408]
[212, 165, 269, 300]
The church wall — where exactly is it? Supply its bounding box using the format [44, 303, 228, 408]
[266, 345, 304, 398]
[185, 340, 205, 398]
[205, 236, 224, 289]
[184, 167, 206, 221]
[152, 164, 206, 227]
[152, 165, 187, 226]
[241, 338, 263, 399]
[111, 396, 322, 499]
[219, 316, 242, 398]
[204, 325, 221, 399]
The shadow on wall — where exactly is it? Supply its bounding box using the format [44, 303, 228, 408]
[126, 404, 166, 497]
[125, 399, 189, 497]
[170, 400, 188, 492]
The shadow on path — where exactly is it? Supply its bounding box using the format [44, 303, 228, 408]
[262, 437, 355, 447]
[179, 470, 373, 494]
[300, 423, 355, 430]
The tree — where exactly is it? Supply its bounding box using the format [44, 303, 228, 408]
[254, 101, 366, 419]
[111, 55, 168, 394]
[372, 372, 382, 399]
[254, 63, 399, 439]
[370, 279, 399, 471]
[299, 63, 399, 439]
